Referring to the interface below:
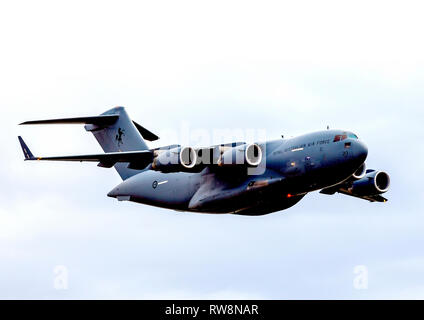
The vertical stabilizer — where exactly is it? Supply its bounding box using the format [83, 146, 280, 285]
[84, 107, 149, 180]
[19, 106, 159, 180]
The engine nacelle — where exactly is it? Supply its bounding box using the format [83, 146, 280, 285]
[351, 170, 390, 196]
[218, 143, 263, 167]
[152, 146, 197, 171]
[352, 163, 367, 180]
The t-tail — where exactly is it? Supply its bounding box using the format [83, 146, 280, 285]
[19, 106, 159, 180]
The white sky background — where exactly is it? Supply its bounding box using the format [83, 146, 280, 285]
[0, 0, 423, 299]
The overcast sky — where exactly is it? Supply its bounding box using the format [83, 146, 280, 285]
[1, 0, 423, 299]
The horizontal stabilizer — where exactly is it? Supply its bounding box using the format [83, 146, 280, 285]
[133, 121, 159, 141]
[19, 115, 119, 126]
[19, 114, 159, 141]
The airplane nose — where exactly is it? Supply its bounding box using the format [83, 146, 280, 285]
[355, 140, 368, 163]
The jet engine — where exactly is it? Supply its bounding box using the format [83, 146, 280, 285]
[152, 146, 197, 171]
[352, 163, 367, 180]
[350, 170, 390, 196]
[218, 143, 263, 167]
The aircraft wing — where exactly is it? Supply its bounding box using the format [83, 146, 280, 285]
[340, 193, 388, 203]
[320, 183, 388, 202]
[18, 136, 153, 169]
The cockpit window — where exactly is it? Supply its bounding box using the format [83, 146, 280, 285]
[333, 134, 347, 142]
[348, 133, 358, 139]
[334, 132, 358, 142]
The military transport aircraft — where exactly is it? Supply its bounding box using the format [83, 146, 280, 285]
[18, 106, 390, 215]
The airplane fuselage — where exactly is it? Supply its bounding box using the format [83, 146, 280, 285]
[20, 107, 389, 215]
[108, 129, 368, 215]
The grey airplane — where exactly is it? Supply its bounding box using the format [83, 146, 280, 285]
[18, 106, 390, 215]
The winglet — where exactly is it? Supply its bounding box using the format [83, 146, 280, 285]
[18, 136, 35, 160]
